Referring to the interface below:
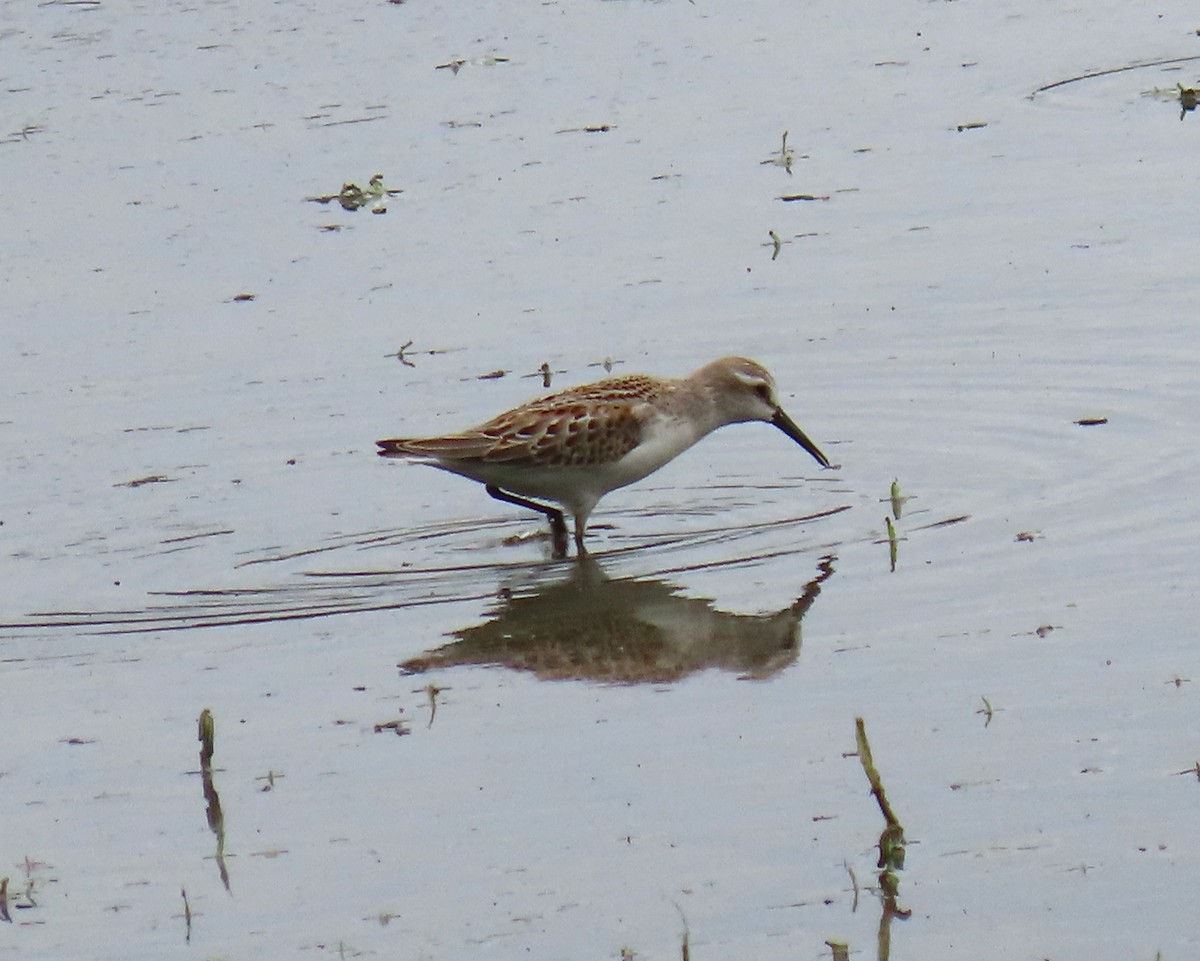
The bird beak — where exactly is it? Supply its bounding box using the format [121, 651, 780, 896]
[771, 408, 831, 468]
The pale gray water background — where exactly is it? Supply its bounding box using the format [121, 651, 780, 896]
[3, 0, 1199, 958]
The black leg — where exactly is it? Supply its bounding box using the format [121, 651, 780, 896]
[485, 485, 569, 557]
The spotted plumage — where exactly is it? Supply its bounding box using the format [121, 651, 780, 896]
[378, 356, 831, 556]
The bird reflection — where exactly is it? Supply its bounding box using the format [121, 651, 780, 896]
[399, 554, 835, 684]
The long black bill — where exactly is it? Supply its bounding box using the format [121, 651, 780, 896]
[771, 408, 831, 468]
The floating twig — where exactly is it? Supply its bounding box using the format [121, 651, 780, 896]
[255, 769, 284, 791]
[181, 887, 192, 943]
[385, 342, 457, 366]
[116, 474, 173, 488]
[1030, 55, 1200, 96]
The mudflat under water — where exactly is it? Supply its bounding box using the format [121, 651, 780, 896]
[3, 1, 1199, 958]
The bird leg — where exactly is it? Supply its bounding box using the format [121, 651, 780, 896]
[485, 485, 569, 557]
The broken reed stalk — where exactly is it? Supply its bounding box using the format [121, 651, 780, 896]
[855, 717, 901, 829]
[196, 708, 230, 892]
[198, 708, 215, 770]
[853, 717, 912, 961]
[181, 887, 192, 943]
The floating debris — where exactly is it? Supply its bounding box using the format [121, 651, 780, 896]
[1144, 81, 1200, 119]
[760, 130, 799, 174]
[436, 54, 510, 74]
[587, 356, 621, 373]
[519, 362, 563, 386]
[910, 514, 969, 530]
[418, 684, 445, 729]
[181, 888, 192, 944]
[306, 173, 401, 213]
[778, 192, 830, 202]
[976, 696, 998, 727]
[391, 340, 415, 367]
[116, 474, 173, 488]
[384, 342, 457, 366]
[255, 769, 285, 791]
[888, 478, 909, 519]
[1179, 83, 1197, 119]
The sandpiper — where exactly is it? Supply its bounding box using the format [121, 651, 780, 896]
[377, 356, 831, 555]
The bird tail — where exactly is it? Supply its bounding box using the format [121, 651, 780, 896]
[376, 438, 424, 459]
[376, 435, 493, 460]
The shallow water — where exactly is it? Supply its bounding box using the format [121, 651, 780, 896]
[3, 1, 1200, 958]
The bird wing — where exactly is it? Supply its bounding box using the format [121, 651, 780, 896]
[378, 389, 657, 468]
